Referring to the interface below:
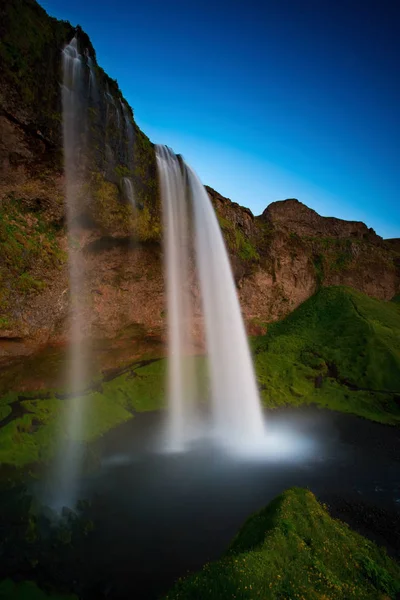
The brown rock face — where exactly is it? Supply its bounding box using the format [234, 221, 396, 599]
[1, 0, 399, 365]
[262, 199, 379, 241]
[1, 112, 399, 362]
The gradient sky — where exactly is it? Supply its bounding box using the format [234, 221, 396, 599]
[39, 0, 399, 238]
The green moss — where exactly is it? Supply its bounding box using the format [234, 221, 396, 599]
[0, 580, 77, 600]
[217, 215, 259, 261]
[0, 197, 66, 312]
[253, 286, 400, 424]
[133, 205, 161, 241]
[0, 357, 211, 468]
[85, 172, 131, 232]
[0, 360, 164, 467]
[165, 487, 400, 600]
[132, 129, 161, 240]
[114, 165, 132, 179]
[313, 253, 324, 285]
[304, 236, 397, 284]
[17, 273, 46, 294]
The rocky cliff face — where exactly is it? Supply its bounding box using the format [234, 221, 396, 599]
[206, 190, 399, 329]
[262, 199, 379, 240]
[0, 0, 399, 364]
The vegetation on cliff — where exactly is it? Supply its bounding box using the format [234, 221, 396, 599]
[0, 193, 66, 328]
[165, 487, 400, 599]
[0, 0, 73, 143]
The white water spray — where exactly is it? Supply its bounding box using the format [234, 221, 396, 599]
[156, 146, 265, 453]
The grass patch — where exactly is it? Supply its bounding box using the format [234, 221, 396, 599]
[0, 580, 77, 599]
[0, 358, 209, 468]
[253, 286, 400, 424]
[165, 487, 400, 599]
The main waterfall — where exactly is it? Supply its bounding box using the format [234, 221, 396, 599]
[157, 146, 265, 453]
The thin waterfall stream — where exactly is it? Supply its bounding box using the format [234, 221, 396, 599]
[49, 36, 88, 509]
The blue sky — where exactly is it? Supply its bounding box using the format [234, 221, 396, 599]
[39, 0, 399, 238]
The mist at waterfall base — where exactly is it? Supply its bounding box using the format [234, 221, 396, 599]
[77, 408, 399, 599]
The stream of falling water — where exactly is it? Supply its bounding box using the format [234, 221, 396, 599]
[156, 146, 265, 453]
[50, 37, 88, 509]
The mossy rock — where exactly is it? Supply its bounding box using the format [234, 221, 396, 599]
[165, 487, 400, 599]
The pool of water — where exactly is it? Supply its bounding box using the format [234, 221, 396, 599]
[59, 407, 400, 599]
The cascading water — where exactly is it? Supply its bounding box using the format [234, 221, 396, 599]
[122, 101, 134, 151]
[122, 177, 135, 209]
[157, 147, 197, 450]
[187, 164, 265, 449]
[87, 55, 98, 103]
[156, 145, 265, 453]
[50, 36, 88, 509]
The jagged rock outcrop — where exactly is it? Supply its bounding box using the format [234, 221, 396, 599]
[262, 198, 380, 241]
[0, 0, 399, 362]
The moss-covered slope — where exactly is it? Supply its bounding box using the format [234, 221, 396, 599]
[165, 487, 400, 600]
[254, 286, 400, 424]
[0, 580, 76, 600]
[0, 358, 169, 468]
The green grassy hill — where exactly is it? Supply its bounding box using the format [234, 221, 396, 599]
[165, 487, 400, 600]
[254, 286, 400, 424]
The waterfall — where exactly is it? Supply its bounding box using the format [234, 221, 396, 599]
[122, 101, 134, 146]
[156, 145, 265, 453]
[51, 36, 88, 509]
[157, 147, 197, 450]
[87, 55, 99, 103]
[121, 101, 134, 167]
[122, 177, 135, 209]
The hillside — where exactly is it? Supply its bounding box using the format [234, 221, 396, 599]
[165, 487, 400, 600]
[254, 286, 400, 424]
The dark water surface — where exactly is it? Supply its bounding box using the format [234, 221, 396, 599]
[75, 407, 400, 599]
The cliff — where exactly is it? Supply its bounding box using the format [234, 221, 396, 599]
[207, 188, 399, 330]
[0, 0, 399, 364]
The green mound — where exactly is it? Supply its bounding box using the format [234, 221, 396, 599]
[165, 487, 400, 600]
[0, 580, 76, 599]
[254, 286, 400, 424]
